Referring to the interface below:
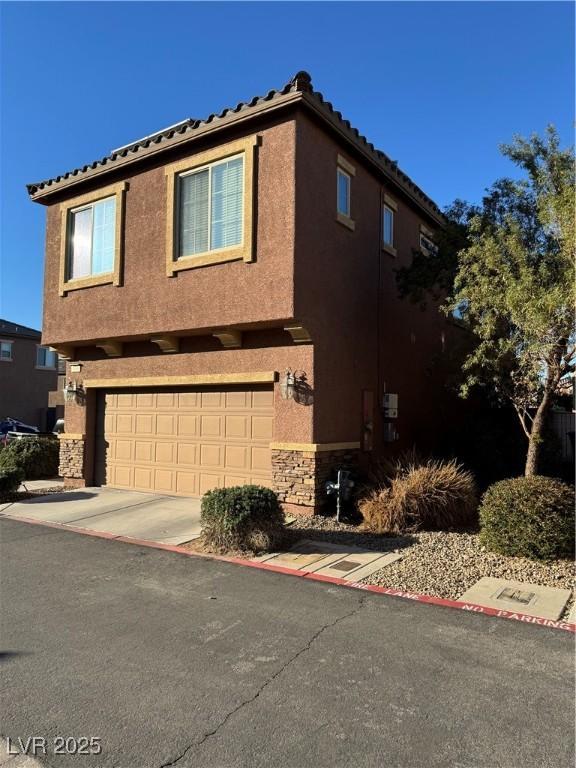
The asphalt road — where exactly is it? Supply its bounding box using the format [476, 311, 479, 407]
[1, 517, 574, 768]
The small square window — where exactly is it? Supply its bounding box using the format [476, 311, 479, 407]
[337, 168, 351, 217]
[36, 346, 57, 369]
[0, 341, 13, 361]
[383, 205, 394, 247]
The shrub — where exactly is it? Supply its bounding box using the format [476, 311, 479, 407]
[0, 438, 59, 480]
[359, 455, 477, 534]
[200, 485, 285, 553]
[0, 467, 24, 495]
[479, 476, 575, 560]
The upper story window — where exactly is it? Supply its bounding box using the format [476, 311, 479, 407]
[59, 181, 126, 296]
[383, 206, 394, 246]
[382, 194, 397, 256]
[336, 154, 356, 231]
[68, 197, 116, 279]
[420, 227, 438, 256]
[337, 168, 350, 217]
[36, 346, 57, 369]
[178, 155, 243, 258]
[165, 136, 257, 275]
[0, 340, 13, 361]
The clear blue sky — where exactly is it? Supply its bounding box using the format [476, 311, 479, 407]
[1, 1, 573, 331]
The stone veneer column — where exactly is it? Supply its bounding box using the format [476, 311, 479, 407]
[271, 446, 359, 516]
[58, 436, 86, 488]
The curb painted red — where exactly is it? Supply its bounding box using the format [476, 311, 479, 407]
[5, 513, 575, 634]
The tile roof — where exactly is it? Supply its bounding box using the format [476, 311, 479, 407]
[27, 71, 443, 222]
[0, 319, 41, 339]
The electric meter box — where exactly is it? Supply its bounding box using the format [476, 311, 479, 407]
[382, 393, 398, 418]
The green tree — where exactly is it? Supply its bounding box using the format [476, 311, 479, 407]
[444, 127, 575, 476]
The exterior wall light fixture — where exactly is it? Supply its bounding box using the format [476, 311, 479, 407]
[64, 380, 85, 405]
[280, 369, 308, 401]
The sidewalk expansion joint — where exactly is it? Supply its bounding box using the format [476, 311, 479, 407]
[157, 594, 368, 768]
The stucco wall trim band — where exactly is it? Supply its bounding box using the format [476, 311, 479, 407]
[84, 372, 278, 389]
[270, 442, 360, 452]
[57, 433, 85, 440]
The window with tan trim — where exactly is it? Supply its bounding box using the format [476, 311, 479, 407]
[36, 346, 57, 369]
[59, 181, 127, 296]
[165, 135, 258, 275]
[382, 193, 397, 256]
[336, 154, 356, 231]
[0, 340, 13, 362]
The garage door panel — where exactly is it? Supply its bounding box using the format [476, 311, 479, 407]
[97, 385, 273, 498]
[201, 415, 223, 437]
[155, 442, 176, 464]
[178, 392, 199, 408]
[252, 415, 273, 439]
[177, 442, 198, 466]
[115, 440, 133, 461]
[251, 446, 271, 471]
[178, 414, 199, 437]
[226, 415, 249, 439]
[200, 444, 224, 468]
[113, 465, 134, 488]
[135, 441, 154, 462]
[225, 391, 249, 409]
[199, 473, 223, 495]
[157, 392, 176, 408]
[116, 414, 134, 434]
[252, 390, 274, 408]
[176, 471, 198, 495]
[134, 467, 154, 491]
[225, 445, 248, 469]
[135, 413, 154, 435]
[156, 414, 176, 436]
[201, 391, 223, 408]
[154, 469, 176, 493]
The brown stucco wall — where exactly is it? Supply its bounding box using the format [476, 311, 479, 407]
[0, 336, 57, 428]
[41, 118, 297, 347]
[294, 112, 456, 455]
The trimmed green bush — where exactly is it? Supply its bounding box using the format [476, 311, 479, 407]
[0, 438, 59, 480]
[201, 485, 284, 553]
[0, 467, 24, 495]
[479, 476, 575, 560]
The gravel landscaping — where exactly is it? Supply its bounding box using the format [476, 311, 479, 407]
[288, 515, 575, 617]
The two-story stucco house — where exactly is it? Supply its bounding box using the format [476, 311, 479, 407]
[28, 71, 456, 515]
[0, 319, 59, 430]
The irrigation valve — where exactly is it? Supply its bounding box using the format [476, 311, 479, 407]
[325, 469, 354, 523]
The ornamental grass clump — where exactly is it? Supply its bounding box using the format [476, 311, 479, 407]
[200, 485, 285, 553]
[359, 454, 477, 534]
[479, 476, 574, 561]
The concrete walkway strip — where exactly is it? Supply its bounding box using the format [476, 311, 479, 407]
[251, 538, 402, 581]
[458, 577, 572, 621]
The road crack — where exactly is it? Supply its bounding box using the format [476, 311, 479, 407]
[158, 593, 368, 767]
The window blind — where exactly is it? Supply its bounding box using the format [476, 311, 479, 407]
[178, 155, 244, 258]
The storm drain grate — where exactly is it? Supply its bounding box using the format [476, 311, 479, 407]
[496, 587, 536, 605]
[328, 560, 363, 572]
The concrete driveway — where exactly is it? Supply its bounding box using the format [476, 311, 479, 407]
[1, 516, 574, 768]
[0, 487, 201, 545]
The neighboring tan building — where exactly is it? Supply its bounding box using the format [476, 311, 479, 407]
[0, 319, 58, 430]
[27, 71, 459, 515]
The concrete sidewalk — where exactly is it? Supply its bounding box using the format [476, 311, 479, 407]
[0, 487, 201, 545]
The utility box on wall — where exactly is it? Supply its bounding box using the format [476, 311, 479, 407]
[382, 393, 398, 419]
